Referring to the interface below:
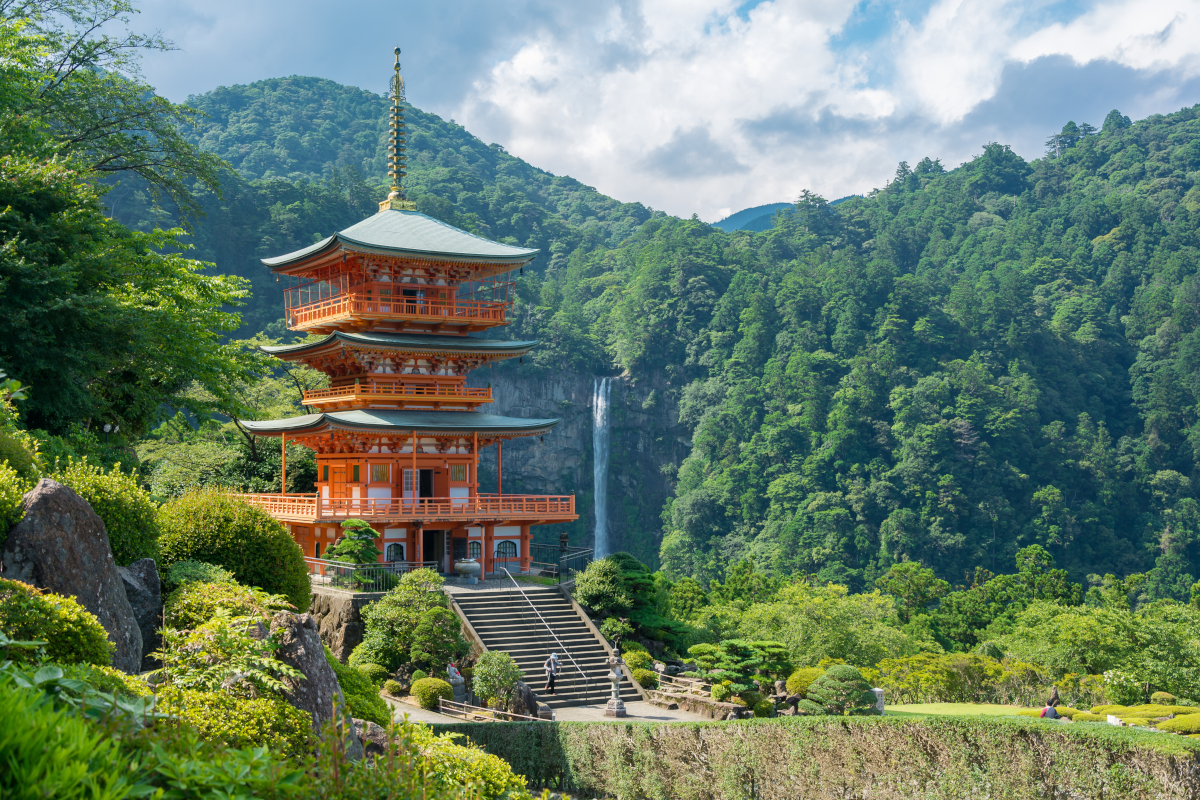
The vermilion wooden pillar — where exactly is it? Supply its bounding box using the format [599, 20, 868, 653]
[519, 523, 531, 573]
[483, 524, 495, 576]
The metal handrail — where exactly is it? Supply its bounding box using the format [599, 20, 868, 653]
[498, 566, 597, 705]
[438, 698, 548, 722]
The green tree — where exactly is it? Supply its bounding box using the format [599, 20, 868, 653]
[875, 562, 951, 623]
[325, 519, 381, 565]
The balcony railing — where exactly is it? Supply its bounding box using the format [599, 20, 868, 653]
[286, 293, 509, 330]
[237, 493, 576, 522]
[302, 382, 492, 409]
[306, 557, 440, 593]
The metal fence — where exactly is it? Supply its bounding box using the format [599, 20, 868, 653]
[523, 543, 593, 583]
[305, 557, 439, 593]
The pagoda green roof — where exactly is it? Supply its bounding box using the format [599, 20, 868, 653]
[238, 409, 559, 437]
[262, 209, 539, 269]
[261, 331, 536, 358]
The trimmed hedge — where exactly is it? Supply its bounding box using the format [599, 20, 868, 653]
[436, 715, 1200, 800]
[785, 667, 823, 697]
[412, 677, 453, 710]
[632, 668, 659, 690]
[324, 648, 390, 726]
[383, 679, 404, 696]
[157, 488, 310, 610]
[357, 662, 390, 685]
[1157, 714, 1200, 734]
[0, 579, 113, 666]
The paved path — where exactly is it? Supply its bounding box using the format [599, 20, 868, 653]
[385, 695, 707, 725]
[442, 577, 557, 595]
[384, 696, 461, 724]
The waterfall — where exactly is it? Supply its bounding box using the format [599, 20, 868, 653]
[592, 377, 612, 558]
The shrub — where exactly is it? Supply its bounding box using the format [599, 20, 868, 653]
[157, 487, 310, 609]
[409, 606, 469, 673]
[0, 460, 27, 536]
[357, 662, 390, 685]
[383, 679, 403, 696]
[1122, 704, 1197, 716]
[325, 647, 390, 726]
[163, 580, 290, 629]
[1152, 691, 1177, 704]
[806, 664, 879, 716]
[1073, 712, 1107, 722]
[753, 699, 775, 717]
[599, 616, 633, 642]
[57, 663, 150, 697]
[0, 677, 132, 799]
[711, 683, 731, 702]
[472, 651, 523, 708]
[631, 668, 659, 689]
[412, 677, 453, 710]
[411, 669, 429, 683]
[162, 559, 236, 593]
[350, 568, 445, 672]
[748, 640, 792, 680]
[1156, 713, 1200, 733]
[573, 557, 632, 613]
[1090, 704, 1127, 715]
[50, 459, 158, 566]
[623, 649, 653, 671]
[157, 688, 312, 755]
[410, 724, 533, 800]
[786, 667, 825, 697]
[0, 579, 113, 665]
[0, 429, 38, 484]
[622, 640, 648, 653]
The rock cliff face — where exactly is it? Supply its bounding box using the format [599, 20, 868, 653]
[468, 367, 689, 567]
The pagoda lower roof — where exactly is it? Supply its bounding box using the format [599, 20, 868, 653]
[239, 409, 559, 438]
[263, 209, 539, 272]
[261, 331, 537, 359]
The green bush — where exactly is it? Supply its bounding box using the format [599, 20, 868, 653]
[324, 647, 390, 726]
[409, 606, 468, 673]
[162, 559, 236, 593]
[1073, 712, 1107, 722]
[631, 667, 659, 689]
[50, 459, 159, 566]
[753, 699, 775, 717]
[1123, 704, 1197, 716]
[163, 580, 289, 630]
[572, 557, 632, 613]
[786, 667, 824, 697]
[158, 688, 312, 755]
[623, 649, 653, 671]
[157, 487, 310, 610]
[357, 662, 390, 685]
[410, 724, 533, 800]
[1152, 691, 1177, 704]
[0, 579, 113, 665]
[1156, 713, 1200, 733]
[350, 569, 446, 672]
[57, 663, 150, 697]
[806, 664, 879, 716]
[0, 677, 131, 799]
[412, 677, 453, 710]
[0, 431, 37, 484]
[471, 651, 523, 709]
[711, 683, 731, 702]
[383, 679, 403, 696]
[0, 460, 27, 536]
[411, 669, 429, 683]
[622, 640, 648, 654]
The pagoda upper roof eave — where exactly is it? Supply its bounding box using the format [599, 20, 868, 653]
[237, 409, 559, 439]
[260, 331, 538, 361]
[262, 210, 539, 275]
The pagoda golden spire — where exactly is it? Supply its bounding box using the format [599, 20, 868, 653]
[381, 46, 417, 212]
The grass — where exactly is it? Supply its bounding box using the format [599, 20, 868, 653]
[884, 702, 1029, 718]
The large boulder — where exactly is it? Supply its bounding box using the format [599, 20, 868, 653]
[353, 718, 390, 760]
[117, 558, 162, 670]
[269, 611, 345, 733]
[1, 480, 142, 673]
[510, 680, 540, 718]
[308, 589, 365, 662]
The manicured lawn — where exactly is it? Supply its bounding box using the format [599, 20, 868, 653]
[885, 702, 1029, 717]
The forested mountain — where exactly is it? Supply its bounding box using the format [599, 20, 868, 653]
[108, 77, 658, 333]
[108, 74, 1200, 600]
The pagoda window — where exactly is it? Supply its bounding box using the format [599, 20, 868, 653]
[496, 540, 518, 558]
[322, 465, 329, 481]
[371, 464, 389, 483]
[450, 464, 467, 482]
[386, 543, 405, 562]
[468, 541, 481, 559]
[352, 465, 360, 482]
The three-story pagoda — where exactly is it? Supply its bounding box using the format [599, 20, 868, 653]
[236, 49, 576, 576]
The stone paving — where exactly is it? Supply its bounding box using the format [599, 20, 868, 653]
[384, 694, 708, 725]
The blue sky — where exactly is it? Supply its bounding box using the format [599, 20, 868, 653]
[133, 0, 1200, 221]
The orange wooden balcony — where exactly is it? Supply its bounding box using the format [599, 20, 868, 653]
[286, 293, 509, 333]
[303, 382, 493, 410]
[234, 493, 577, 524]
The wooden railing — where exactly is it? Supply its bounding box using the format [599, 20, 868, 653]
[286, 293, 509, 329]
[303, 382, 492, 407]
[235, 493, 575, 521]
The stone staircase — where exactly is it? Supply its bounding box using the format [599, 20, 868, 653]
[450, 586, 641, 710]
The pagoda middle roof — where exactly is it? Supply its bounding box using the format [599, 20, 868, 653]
[261, 331, 537, 359]
[239, 409, 559, 438]
[263, 209, 539, 271]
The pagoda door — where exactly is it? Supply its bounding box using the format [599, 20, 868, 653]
[331, 467, 347, 511]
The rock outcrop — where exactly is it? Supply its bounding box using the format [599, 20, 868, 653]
[1, 480, 142, 673]
[269, 611, 344, 733]
[117, 558, 162, 670]
[353, 719, 390, 760]
[308, 589, 366, 661]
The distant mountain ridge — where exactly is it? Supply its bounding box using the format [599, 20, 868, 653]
[712, 203, 792, 231]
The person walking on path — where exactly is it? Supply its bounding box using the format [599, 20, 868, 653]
[544, 653, 560, 696]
